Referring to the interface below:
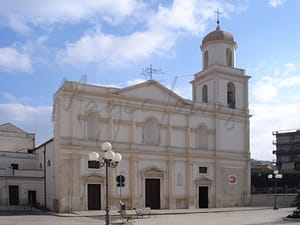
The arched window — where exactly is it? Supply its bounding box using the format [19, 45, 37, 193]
[227, 82, 236, 109]
[144, 118, 159, 145]
[203, 51, 209, 69]
[87, 112, 99, 140]
[202, 85, 208, 103]
[196, 125, 208, 149]
[226, 48, 233, 67]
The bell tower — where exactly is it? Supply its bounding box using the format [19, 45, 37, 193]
[191, 22, 250, 111]
[191, 18, 252, 207]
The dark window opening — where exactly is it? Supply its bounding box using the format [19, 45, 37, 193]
[295, 162, 300, 171]
[203, 51, 208, 69]
[227, 82, 236, 109]
[199, 167, 208, 174]
[88, 161, 100, 169]
[202, 85, 208, 103]
[226, 48, 233, 67]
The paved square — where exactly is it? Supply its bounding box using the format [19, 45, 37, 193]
[0, 208, 299, 225]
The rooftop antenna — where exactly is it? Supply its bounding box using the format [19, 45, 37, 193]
[141, 64, 163, 80]
[215, 8, 222, 30]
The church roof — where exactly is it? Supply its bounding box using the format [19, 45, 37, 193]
[0, 122, 29, 134]
[201, 27, 237, 48]
[118, 80, 192, 105]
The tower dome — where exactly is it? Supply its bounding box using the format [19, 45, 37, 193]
[200, 25, 237, 69]
[201, 27, 237, 50]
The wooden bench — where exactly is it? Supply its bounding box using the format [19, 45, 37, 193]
[133, 207, 151, 218]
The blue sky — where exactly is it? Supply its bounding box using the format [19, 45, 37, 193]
[0, 0, 299, 160]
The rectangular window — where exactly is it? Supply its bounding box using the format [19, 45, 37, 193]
[295, 162, 300, 171]
[88, 161, 100, 169]
[199, 166, 208, 174]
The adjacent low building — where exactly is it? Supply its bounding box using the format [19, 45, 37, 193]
[0, 123, 44, 207]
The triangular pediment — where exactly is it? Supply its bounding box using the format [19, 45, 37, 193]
[141, 166, 165, 178]
[194, 177, 212, 186]
[82, 172, 105, 183]
[118, 80, 190, 105]
[144, 167, 163, 174]
[0, 123, 28, 134]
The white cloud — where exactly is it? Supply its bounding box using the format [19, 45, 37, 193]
[0, 103, 53, 145]
[250, 101, 300, 160]
[252, 77, 278, 102]
[252, 63, 299, 102]
[149, 0, 238, 34]
[0, 47, 33, 73]
[268, 0, 286, 7]
[150, 0, 207, 34]
[283, 63, 297, 76]
[2, 93, 31, 103]
[0, 0, 243, 68]
[279, 76, 300, 88]
[250, 62, 300, 160]
[57, 0, 241, 68]
[0, 0, 144, 34]
[57, 29, 176, 67]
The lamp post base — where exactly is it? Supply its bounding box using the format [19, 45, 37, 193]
[105, 214, 110, 225]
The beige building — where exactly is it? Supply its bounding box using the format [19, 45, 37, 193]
[48, 26, 251, 212]
[0, 123, 45, 207]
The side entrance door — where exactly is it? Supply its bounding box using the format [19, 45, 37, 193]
[198, 186, 208, 208]
[28, 190, 36, 206]
[88, 184, 101, 210]
[145, 178, 160, 209]
[9, 185, 19, 205]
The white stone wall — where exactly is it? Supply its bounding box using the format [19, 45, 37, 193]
[52, 79, 251, 212]
[0, 123, 35, 152]
[0, 151, 44, 207]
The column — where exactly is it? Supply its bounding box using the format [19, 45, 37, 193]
[71, 154, 81, 210]
[130, 157, 139, 208]
[186, 158, 194, 208]
[167, 157, 176, 209]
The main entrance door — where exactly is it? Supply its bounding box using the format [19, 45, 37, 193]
[9, 185, 19, 205]
[88, 184, 101, 210]
[145, 178, 160, 209]
[198, 186, 208, 208]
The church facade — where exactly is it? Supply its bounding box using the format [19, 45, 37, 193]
[48, 26, 251, 212]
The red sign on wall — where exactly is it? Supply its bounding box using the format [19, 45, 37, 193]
[228, 175, 237, 184]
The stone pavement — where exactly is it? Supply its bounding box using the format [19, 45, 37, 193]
[0, 207, 299, 225]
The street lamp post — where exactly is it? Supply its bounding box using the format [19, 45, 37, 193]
[89, 142, 122, 225]
[267, 170, 283, 210]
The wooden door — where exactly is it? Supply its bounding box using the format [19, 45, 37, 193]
[145, 179, 160, 209]
[28, 190, 36, 206]
[88, 184, 101, 210]
[9, 185, 19, 205]
[198, 186, 208, 208]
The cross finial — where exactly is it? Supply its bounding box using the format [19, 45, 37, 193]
[215, 8, 222, 30]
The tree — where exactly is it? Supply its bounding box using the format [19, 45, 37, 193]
[287, 192, 300, 218]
